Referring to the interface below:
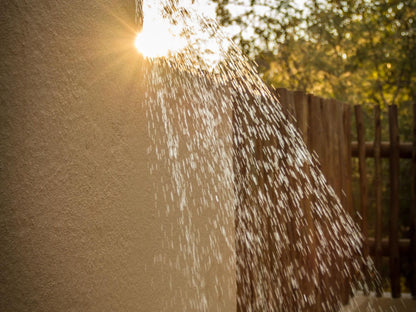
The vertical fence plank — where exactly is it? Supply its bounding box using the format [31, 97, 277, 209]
[233, 92, 263, 311]
[410, 103, 416, 298]
[287, 92, 314, 308]
[299, 92, 319, 311]
[256, 129, 280, 309]
[277, 88, 289, 115]
[354, 105, 369, 261]
[341, 102, 353, 304]
[277, 88, 287, 106]
[287, 90, 296, 118]
[388, 104, 401, 298]
[308, 95, 324, 167]
[322, 99, 334, 191]
[374, 105, 383, 297]
[278, 88, 297, 125]
[343, 104, 353, 217]
[337, 101, 351, 304]
[323, 99, 338, 305]
[294, 91, 308, 144]
[318, 98, 328, 176]
[308, 94, 324, 309]
[332, 100, 343, 198]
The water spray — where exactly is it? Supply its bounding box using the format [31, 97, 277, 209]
[135, 0, 143, 32]
[141, 1, 377, 310]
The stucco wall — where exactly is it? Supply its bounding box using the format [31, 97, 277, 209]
[0, 1, 235, 311]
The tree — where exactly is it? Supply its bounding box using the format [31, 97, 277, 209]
[213, 0, 416, 109]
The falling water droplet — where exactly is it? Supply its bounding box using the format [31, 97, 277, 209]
[138, 1, 379, 311]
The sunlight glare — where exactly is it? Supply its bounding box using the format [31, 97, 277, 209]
[134, 3, 186, 58]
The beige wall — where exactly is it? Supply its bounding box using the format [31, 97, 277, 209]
[0, 1, 235, 311]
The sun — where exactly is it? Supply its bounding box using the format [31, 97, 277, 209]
[134, 3, 186, 58]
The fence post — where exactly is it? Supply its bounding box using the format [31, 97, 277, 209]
[388, 104, 401, 298]
[374, 105, 383, 297]
[410, 102, 416, 298]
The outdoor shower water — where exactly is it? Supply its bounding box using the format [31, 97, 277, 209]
[136, 1, 377, 311]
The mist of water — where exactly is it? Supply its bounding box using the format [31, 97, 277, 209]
[137, 1, 377, 311]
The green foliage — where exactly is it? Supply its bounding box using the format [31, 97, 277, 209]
[213, 0, 416, 109]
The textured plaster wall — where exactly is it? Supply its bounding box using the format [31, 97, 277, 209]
[0, 1, 235, 311]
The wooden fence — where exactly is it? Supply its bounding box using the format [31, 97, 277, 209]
[277, 88, 356, 306]
[233, 86, 360, 311]
[276, 88, 353, 219]
[351, 104, 416, 298]
[277, 88, 416, 299]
